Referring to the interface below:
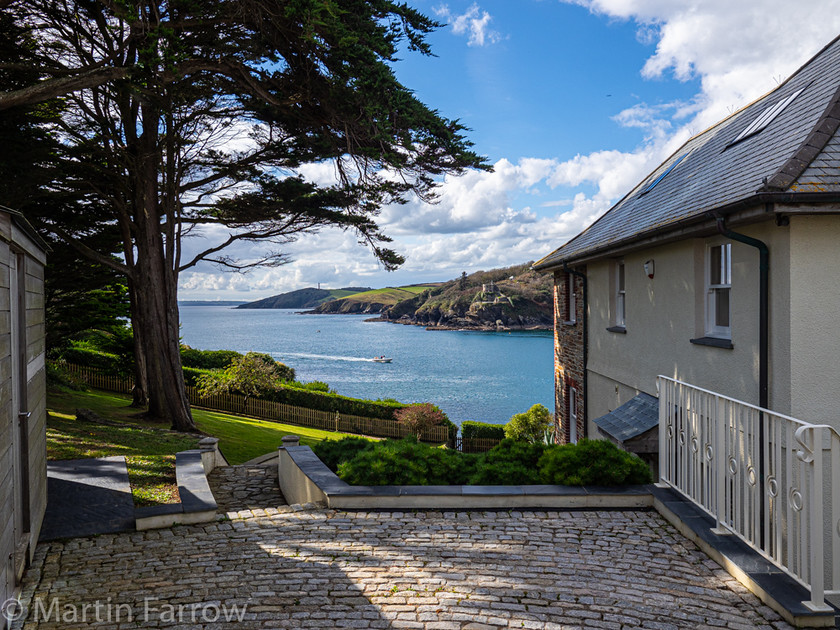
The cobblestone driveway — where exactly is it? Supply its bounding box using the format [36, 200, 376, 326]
[16, 508, 793, 629]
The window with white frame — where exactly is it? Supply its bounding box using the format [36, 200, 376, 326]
[568, 386, 578, 444]
[615, 261, 626, 327]
[566, 272, 576, 323]
[706, 243, 731, 337]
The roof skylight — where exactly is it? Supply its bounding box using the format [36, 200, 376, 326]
[640, 152, 688, 195]
[729, 87, 805, 145]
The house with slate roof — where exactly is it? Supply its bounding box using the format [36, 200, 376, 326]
[534, 35, 840, 447]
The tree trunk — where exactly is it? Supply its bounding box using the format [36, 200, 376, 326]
[128, 280, 149, 407]
[132, 233, 194, 431]
[130, 106, 196, 432]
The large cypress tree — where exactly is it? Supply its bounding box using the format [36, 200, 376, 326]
[0, 12, 131, 360]
[1, 0, 487, 431]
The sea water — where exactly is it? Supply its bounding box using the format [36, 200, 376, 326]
[178, 306, 554, 426]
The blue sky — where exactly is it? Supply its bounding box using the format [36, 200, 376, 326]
[179, 0, 840, 299]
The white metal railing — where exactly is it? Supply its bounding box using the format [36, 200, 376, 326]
[658, 376, 840, 611]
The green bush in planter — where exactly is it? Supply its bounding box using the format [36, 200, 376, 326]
[336, 437, 474, 485]
[313, 437, 373, 473]
[537, 438, 652, 486]
[468, 439, 546, 484]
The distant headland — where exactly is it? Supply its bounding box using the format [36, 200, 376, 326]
[235, 263, 553, 331]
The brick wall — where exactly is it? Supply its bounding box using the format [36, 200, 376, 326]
[553, 269, 585, 444]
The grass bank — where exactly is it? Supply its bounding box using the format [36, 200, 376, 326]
[47, 387, 365, 505]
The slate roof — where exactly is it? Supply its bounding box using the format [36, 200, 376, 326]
[593, 392, 659, 443]
[535, 35, 840, 270]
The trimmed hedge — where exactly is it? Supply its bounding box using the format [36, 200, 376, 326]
[183, 366, 215, 387]
[180, 347, 241, 370]
[461, 420, 506, 440]
[60, 346, 127, 374]
[260, 385, 404, 419]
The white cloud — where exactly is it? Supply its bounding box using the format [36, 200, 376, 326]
[436, 3, 502, 47]
[380, 158, 545, 235]
[570, 0, 840, 130]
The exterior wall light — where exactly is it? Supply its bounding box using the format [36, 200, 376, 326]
[644, 259, 655, 279]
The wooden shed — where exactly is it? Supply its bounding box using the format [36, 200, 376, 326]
[0, 206, 48, 624]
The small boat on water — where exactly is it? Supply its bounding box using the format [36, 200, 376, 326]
[372, 356, 392, 363]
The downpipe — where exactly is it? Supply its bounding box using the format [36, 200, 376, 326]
[714, 213, 769, 547]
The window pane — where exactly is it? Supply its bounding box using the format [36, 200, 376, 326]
[714, 288, 730, 327]
[710, 245, 722, 285]
[723, 243, 731, 284]
[618, 263, 625, 290]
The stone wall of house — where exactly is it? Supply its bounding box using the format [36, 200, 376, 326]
[553, 268, 585, 444]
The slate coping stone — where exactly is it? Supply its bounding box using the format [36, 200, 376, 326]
[523, 485, 587, 496]
[135, 503, 183, 518]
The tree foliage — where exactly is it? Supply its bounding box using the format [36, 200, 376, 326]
[0, 13, 130, 354]
[196, 352, 294, 402]
[394, 402, 448, 439]
[1, 0, 487, 431]
[504, 404, 553, 443]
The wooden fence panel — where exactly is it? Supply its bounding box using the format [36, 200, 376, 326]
[453, 437, 501, 453]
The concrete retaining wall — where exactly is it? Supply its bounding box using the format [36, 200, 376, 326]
[135, 438, 226, 531]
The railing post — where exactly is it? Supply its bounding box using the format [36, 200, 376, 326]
[712, 394, 728, 535]
[657, 377, 668, 487]
[800, 426, 831, 611]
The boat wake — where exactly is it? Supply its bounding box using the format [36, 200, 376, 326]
[270, 351, 379, 363]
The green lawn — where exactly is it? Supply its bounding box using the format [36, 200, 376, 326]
[47, 399, 199, 506]
[189, 406, 360, 464]
[48, 387, 365, 468]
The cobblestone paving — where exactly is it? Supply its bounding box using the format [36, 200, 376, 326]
[207, 464, 286, 515]
[14, 508, 796, 629]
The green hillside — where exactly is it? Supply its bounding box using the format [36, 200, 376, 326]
[380, 264, 552, 329]
[237, 286, 372, 309]
[311, 284, 442, 313]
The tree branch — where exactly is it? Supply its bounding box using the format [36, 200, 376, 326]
[0, 66, 130, 111]
[51, 226, 132, 278]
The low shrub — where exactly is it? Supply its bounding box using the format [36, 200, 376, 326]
[468, 439, 546, 485]
[46, 361, 88, 391]
[461, 420, 506, 441]
[324, 436, 651, 487]
[468, 459, 539, 485]
[336, 437, 476, 485]
[313, 437, 373, 472]
[537, 439, 652, 486]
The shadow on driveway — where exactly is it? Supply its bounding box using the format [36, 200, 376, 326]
[40, 456, 135, 541]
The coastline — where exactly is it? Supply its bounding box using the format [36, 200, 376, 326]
[363, 315, 552, 332]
